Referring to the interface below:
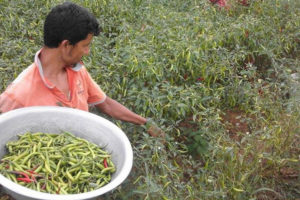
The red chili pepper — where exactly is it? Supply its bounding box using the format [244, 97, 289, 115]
[28, 172, 37, 182]
[216, 0, 226, 7]
[9, 171, 30, 179]
[183, 74, 188, 80]
[197, 77, 204, 82]
[245, 30, 249, 38]
[16, 177, 33, 183]
[25, 169, 42, 182]
[41, 183, 46, 190]
[8, 171, 35, 183]
[26, 170, 37, 174]
[103, 158, 108, 168]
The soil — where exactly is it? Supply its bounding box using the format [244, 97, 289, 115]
[221, 109, 252, 141]
[0, 187, 14, 200]
[176, 109, 299, 200]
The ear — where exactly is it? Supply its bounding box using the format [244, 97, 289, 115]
[60, 40, 71, 48]
[59, 40, 73, 56]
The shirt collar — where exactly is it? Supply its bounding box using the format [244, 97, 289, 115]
[34, 48, 83, 89]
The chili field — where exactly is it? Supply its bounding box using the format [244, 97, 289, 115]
[0, 0, 299, 200]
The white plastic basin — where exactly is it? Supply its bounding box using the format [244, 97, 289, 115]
[0, 106, 133, 200]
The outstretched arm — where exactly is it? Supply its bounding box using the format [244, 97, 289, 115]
[96, 96, 147, 125]
[95, 97, 165, 138]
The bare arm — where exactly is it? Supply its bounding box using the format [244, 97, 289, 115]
[96, 97, 165, 138]
[96, 97, 147, 125]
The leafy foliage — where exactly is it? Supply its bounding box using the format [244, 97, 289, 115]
[0, 0, 299, 199]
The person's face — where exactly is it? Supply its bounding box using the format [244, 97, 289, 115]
[61, 33, 93, 65]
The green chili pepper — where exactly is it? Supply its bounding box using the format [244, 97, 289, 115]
[0, 132, 115, 194]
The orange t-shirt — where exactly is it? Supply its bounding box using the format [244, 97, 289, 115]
[0, 49, 106, 113]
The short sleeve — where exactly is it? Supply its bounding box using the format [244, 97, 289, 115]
[0, 92, 23, 113]
[83, 68, 106, 106]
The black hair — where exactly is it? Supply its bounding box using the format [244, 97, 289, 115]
[44, 2, 100, 48]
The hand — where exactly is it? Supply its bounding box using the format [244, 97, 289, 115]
[145, 118, 165, 138]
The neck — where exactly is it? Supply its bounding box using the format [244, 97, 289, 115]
[39, 47, 66, 78]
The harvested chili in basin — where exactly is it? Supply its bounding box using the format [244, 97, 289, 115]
[0, 132, 115, 194]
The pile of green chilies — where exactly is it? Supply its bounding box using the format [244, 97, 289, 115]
[0, 132, 115, 194]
